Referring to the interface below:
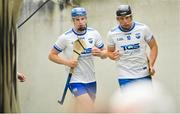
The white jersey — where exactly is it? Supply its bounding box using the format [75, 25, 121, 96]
[107, 22, 153, 79]
[53, 27, 104, 83]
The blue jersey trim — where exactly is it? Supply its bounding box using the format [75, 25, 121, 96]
[119, 22, 135, 32]
[72, 28, 87, 36]
[53, 44, 62, 52]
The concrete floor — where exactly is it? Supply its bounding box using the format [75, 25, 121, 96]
[17, 0, 180, 112]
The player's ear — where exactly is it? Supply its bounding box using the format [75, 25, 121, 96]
[116, 16, 120, 21]
[72, 18, 75, 22]
[130, 15, 133, 20]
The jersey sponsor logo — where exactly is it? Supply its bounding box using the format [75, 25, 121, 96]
[121, 43, 140, 51]
[117, 37, 124, 41]
[125, 33, 131, 35]
[78, 37, 85, 39]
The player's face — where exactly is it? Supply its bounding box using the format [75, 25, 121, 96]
[117, 15, 133, 29]
[73, 16, 87, 32]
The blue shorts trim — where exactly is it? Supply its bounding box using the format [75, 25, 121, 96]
[118, 75, 152, 88]
[69, 82, 96, 101]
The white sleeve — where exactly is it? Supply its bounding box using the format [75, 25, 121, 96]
[94, 31, 104, 49]
[107, 31, 115, 48]
[53, 34, 66, 52]
[144, 25, 153, 43]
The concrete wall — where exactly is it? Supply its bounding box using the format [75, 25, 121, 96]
[17, 0, 180, 112]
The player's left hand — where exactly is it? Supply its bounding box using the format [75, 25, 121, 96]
[149, 66, 155, 76]
[92, 46, 102, 56]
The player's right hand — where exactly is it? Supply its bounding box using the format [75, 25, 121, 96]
[108, 50, 120, 60]
[66, 59, 78, 68]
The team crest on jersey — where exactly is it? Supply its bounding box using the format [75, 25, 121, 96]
[88, 38, 93, 44]
[127, 35, 131, 40]
[135, 33, 141, 39]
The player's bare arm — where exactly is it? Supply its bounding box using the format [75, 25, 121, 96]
[48, 48, 78, 68]
[148, 37, 158, 75]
